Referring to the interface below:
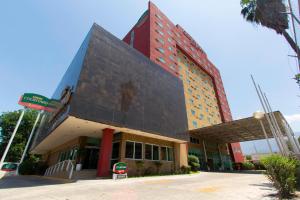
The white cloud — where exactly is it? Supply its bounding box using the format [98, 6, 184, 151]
[285, 114, 300, 124]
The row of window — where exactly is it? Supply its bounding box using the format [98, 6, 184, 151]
[190, 137, 200, 144]
[125, 141, 174, 161]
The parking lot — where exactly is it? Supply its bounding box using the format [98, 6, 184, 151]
[0, 172, 277, 200]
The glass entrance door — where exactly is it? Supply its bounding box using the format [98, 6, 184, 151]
[83, 147, 99, 169]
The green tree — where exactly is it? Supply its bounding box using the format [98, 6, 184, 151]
[0, 109, 38, 162]
[240, 0, 300, 58]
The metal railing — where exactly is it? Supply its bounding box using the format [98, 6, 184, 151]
[44, 160, 74, 179]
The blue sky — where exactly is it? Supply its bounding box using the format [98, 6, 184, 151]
[0, 0, 299, 154]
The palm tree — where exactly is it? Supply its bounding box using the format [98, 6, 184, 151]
[241, 0, 300, 58]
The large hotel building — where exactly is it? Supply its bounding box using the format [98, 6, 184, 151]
[31, 2, 244, 178]
[123, 2, 243, 164]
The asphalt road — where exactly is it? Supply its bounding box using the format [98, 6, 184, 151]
[0, 172, 277, 200]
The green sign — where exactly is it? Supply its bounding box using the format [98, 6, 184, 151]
[113, 162, 127, 174]
[18, 93, 52, 111]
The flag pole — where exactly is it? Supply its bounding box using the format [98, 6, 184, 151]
[19, 111, 41, 164]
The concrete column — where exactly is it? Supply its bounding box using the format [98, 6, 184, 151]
[202, 140, 208, 162]
[217, 144, 224, 171]
[174, 142, 188, 170]
[97, 128, 114, 177]
[202, 140, 208, 171]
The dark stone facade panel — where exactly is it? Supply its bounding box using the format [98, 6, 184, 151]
[70, 24, 188, 141]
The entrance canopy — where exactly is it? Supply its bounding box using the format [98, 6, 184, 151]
[189, 111, 287, 143]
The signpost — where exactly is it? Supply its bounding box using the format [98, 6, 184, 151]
[18, 93, 52, 112]
[0, 93, 52, 170]
[112, 162, 128, 180]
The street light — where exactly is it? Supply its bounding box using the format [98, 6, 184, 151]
[253, 111, 273, 154]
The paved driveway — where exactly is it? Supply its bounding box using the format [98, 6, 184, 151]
[0, 172, 277, 200]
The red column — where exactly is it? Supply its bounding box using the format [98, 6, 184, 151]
[97, 128, 114, 177]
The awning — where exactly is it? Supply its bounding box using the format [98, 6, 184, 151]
[189, 111, 287, 143]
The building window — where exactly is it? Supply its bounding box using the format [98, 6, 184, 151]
[156, 38, 164, 45]
[145, 144, 159, 161]
[125, 141, 142, 159]
[156, 47, 165, 54]
[189, 99, 193, 104]
[191, 110, 195, 115]
[157, 57, 166, 64]
[161, 146, 174, 161]
[161, 147, 167, 161]
[190, 137, 200, 144]
[168, 46, 173, 52]
[192, 121, 198, 128]
[153, 145, 159, 160]
[156, 29, 164, 36]
[167, 38, 172, 43]
[169, 55, 175, 61]
[170, 65, 175, 70]
[168, 148, 174, 161]
[156, 21, 163, 28]
[111, 142, 120, 159]
[199, 114, 204, 120]
[155, 14, 162, 20]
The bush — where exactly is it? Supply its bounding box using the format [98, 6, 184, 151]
[144, 167, 155, 176]
[188, 155, 200, 171]
[245, 155, 252, 160]
[242, 161, 255, 170]
[18, 156, 47, 175]
[261, 155, 299, 199]
[180, 166, 191, 174]
[135, 160, 144, 176]
[253, 161, 265, 170]
[154, 161, 163, 175]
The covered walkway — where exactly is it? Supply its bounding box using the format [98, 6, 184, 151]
[189, 111, 288, 144]
[188, 111, 300, 170]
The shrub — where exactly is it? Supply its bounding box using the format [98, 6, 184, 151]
[261, 155, 299, 199]
[135, 160, 144, 176]
[144, 167, 155, 176]
[154, 161, 163, 175]
[19, 156, 47, 175]
[180, 166, 191, 174]
[245, 155, 252, 160]
[242, 161, 255, 170]
[253, 161, 265, 170]
[188, 155, 200, 171]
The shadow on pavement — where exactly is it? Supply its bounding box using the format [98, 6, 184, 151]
[250, 182, 278, 198]
[200, 170, 265, 175]
[0, 176, 68, 189]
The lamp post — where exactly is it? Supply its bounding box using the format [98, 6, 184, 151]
[253, 111, 273, 154]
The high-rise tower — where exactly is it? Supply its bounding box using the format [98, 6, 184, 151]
[123, 2, 244, 163]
